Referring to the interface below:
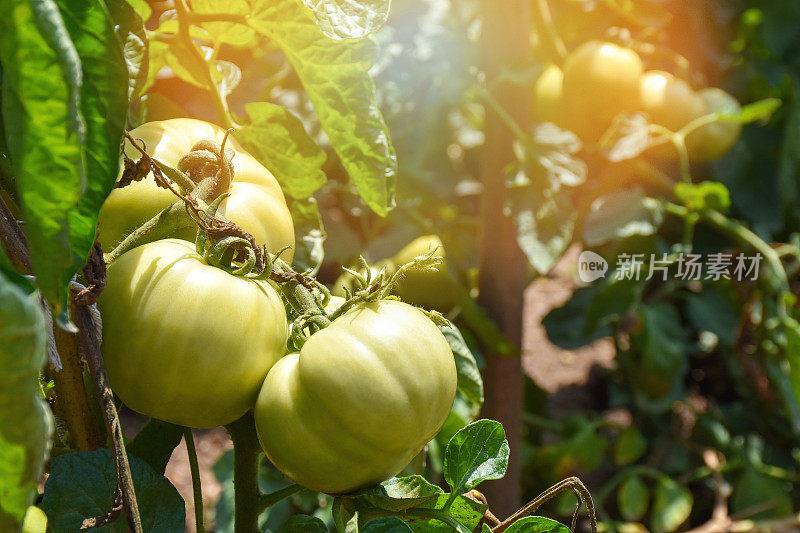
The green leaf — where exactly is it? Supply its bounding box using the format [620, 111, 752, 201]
[127, 418, 184, 475]
[543, 286, 611, 350]
[730, 98, 781, 124]
[362, 517, 413, 532]
[443, 420, 509, 495]
[109, 0, 148, 101]
[650, 477, 692, 533]
[287, 196, 326, 274]
[731, 468, 792, 520]
[0, 271, 52, 530]
[404, 494, 486, 532]
[358, 475, 443, 512]
[41, 448, 185, 532]
[618, 475, 649, 522]
[439, 325, 484, 406]
[601, 113, 651, 162]
[504, 516, 571, 533]
[684, 288, 739, 345]
[299, 0, 390, 40]
[282, 514, 328, 532]
[245, 0, 397, 216]
[784, 317, 800, 404]
[509, 184, 576, 275]
[0, 0, 128, 319]
[583, 188, 664, 246]
[585, 276, 641, 332]
[613, 426, 647, 466]
[631, 303, 688, 400]
[674, 181, 731, 213]
[235, 102, 327, 199]
[126, 0, 151, 22]
[192, 0, 256, 47]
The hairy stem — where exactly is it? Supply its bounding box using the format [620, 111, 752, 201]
[174, 0, 234, 129]
[226, 412, 263, 533]
[105, 201, 193, 263]
[257, 484, 302, 513]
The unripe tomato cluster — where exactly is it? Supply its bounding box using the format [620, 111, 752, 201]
[97, 120, 457, 494]
[533, 41, 742, 161]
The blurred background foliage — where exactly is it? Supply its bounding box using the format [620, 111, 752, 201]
[132, 0, 800, 530]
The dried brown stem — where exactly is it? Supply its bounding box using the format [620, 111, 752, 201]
[0, 195, 31, 274]
[80, 487, 124, 530]
[493, 477, 597, 533]
[73, 291, 143, 533]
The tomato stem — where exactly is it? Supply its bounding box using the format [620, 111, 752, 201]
[257, 484, 302, 513]
[226, 412, 263, 533]
[184, 427, 205, 533]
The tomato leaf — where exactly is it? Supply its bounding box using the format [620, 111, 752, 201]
[503, 516, 571, 533]
[192, 0, 256, 47]
[245, 0, 397, 216]
[443, 419, 509, 495]
[282, 514, 328, 532]
[509, 184, 576, 275]
[601, 113, 652, 162]
[439, 325, 484, 406]
[631, 303, 688, 402]
[674, 181, 731, 213]
[618, 474, 649, 522]
[235, 102, 328, 199]
[650, 477, 692, 533]
[544, 286, 612, 350]
[583, 187, 664, 246]
[362, 517, 413, 532]
[731, 468, 792, 519]
[727, 98, 781, 124]
[108, 0, 148, 101]
[404, 494, 486, 532]
[41, 448, 185, 532]
[0, 271, 52, 531]
[783, 317, 800, 411]
[0, 0, 128, 322]
[287, 197, 326, 274]
[683, 288, 739, 346]
[613, 426, 647, 466]
[127, 418, 184, 475]
[299, 0, 390, 40]
[357, 475, 443, 512]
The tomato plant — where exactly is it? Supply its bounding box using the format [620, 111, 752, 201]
[2, 0, 798, 532]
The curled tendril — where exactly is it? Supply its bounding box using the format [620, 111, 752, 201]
[176, 139, 235, 187]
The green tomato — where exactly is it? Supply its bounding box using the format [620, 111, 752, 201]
[686, 88, 742, 162]
[391, 235, 462, 313]
[254, 300, 457, 493]
[639, 70, 707, 133]
[98, 239, 288, 428]
[561, 41, 643, 140]
[99, 118, 295, 259]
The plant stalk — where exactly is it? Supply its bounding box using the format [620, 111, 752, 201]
[184, 427, 205, 533]
[226, 412, 263, 533]
[72, 296, 143, 533]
